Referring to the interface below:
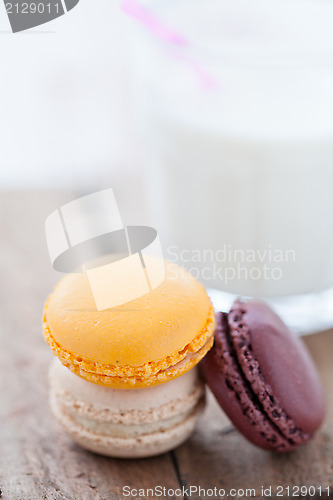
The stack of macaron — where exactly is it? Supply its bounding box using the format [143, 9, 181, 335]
[43, 261, 216, 457]
[43, 260, 325, 457]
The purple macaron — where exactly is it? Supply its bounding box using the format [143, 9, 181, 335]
[201, 300, 326, 452]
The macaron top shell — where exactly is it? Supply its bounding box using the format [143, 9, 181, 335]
[45, 261, 212, 366]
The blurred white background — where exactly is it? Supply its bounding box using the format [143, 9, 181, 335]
[0, 0, 141, 188]
[2, 0, 333, 332]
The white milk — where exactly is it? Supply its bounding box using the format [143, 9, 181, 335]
[136, 0, 333, 298]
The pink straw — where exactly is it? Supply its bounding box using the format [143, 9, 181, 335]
[122, 0, 187, 46]
[121, 0, 217, 89]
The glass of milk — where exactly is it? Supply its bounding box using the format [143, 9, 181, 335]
[133, 0, 333, 333]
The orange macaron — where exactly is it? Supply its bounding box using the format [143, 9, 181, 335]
[43, 260, 215, 389]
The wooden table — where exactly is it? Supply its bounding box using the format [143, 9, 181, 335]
[0, 191, 332, 500]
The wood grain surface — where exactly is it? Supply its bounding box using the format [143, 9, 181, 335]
[0, 191, 332, 500]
